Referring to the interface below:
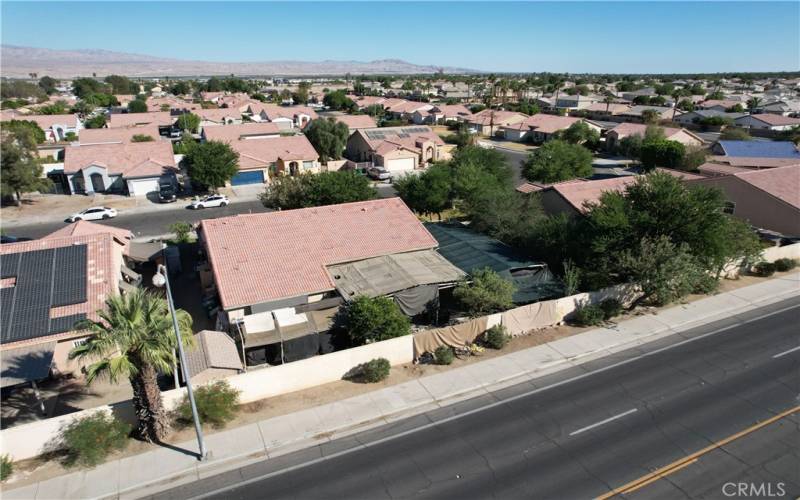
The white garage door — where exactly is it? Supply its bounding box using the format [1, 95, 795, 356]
[385, 157, 416, 173]
[127, 178, 160, 197]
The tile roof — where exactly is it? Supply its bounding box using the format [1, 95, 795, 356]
[707, 155, 800, 168]
[732, 165, 800, 209]
[221, 134, 319, 170]
[64, 141, 177, 178]
[0, 233, 118, 348]
[195, 108, 244, 122]
[201, 198, 438, 309]
[505, 114, 581, 133]
[249, 103, 318, 122]
[42, 220, 133, 244]
[716, 140, 800, 159]
[2, 114, 79, 129]
[202, 122, 281, 142]
[468, 109, 528, 126]
[332, 114, 377, 129]
[608, 123, 698, 141]
[108, 112, 175, 128]
[78, 124, 162, 145]
[583, 103, 631, 114]
[745, 114, 800, 126]
[184, 330, 242, 380]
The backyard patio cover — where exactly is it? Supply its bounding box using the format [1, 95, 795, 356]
[0, 342, 56, 388]
[327, 249, 465, 301]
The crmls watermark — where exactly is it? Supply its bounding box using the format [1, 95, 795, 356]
[722, 482, 787, 497]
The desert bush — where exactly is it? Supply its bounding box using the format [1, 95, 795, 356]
[599, 298, 623, 320]
[752, 261, 776, 277]
[169, 221, 193, 244]
[359, 358, 391, 382]
[434, 345, 454, 365]
[175, 381, 241, 429]
[573, 304, 605, 326]
[484, 325, 510, 350]
[774, 258, 797, 272]
[60, 411, 130, 467]
[0, 454, 12, 481]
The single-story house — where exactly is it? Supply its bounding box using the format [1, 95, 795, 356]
[579, 103, 632, 120]
[0, 231, 129, 385]
[516, 169, 705, 217]
[217, 132, 320, 185]
[711, 140, 800, 159]
[733, 113, 800, 131]
[621, 88, 656, 101]
[467, 109, 529, 136]
[201, 122, 281, 142]
[411, 104, 472, 125]
[59, 141, 179, 196]
[330, 114, 377, 132]
[107, 111, 176, 129]
[618, 105, 678, 123]
[200, 198, 464, 364]
[686, 165, 800, 236]
[383, 100, 434, 120]
[761, 100, 800, 117]
[672, 110, 746, 127]
[78, 124, 162, 145]
[555, 94, 600, 111]
[195, 108, 244, 127]
[346, 126, 446, 173]
[502, 114, 601, 143]
[605, 122, 704, 151]
[697, 99, 744, 112]
[247, 103, 318, 129]
[1, 114, 82, 143]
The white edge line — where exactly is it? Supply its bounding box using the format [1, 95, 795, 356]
[569, 408, 638, 436]
[773, 345, 800, 359]
[190, 301, 800, 500]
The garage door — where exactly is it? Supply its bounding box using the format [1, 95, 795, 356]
[127, 178, 160, 197]
[231, 170, 265, 185]
[385, 157, 416, 173]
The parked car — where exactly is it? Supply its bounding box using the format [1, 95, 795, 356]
[158, 183, 177, 203]
[67, 206, 118, 222]
[0, 235, 32, 244]
[367, 166, 392, 182]
[190, 194, 229, 209]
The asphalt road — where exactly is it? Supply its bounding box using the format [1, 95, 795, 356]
[150, 297, 800, 500]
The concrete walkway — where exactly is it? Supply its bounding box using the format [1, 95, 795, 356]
[4, 273, 798, 500]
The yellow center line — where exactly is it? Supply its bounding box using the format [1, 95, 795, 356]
[596, 405, 800, 499]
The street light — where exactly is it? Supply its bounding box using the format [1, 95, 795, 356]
[152, 261, 207, 461]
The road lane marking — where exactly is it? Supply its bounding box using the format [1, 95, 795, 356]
[773, 345, 800, 358]
[190, 301, 800, 500]
[569, 409, 638, 436]
[596, 405, 800, 499]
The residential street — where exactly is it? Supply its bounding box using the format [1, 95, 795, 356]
[151, 298, 800, 500]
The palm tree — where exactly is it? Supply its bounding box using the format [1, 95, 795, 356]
[603, 94, 615, 114]
[747, 96, 762, 114]
[70, 289, 194, 442]
[671, 90, 684, 121]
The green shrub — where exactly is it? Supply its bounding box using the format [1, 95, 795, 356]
[1, 454, 12, 482]
[573, 304, 605, 326]
[484, 325, 509, 350]
[692, 273, 720, 295]
[169, 221, 193, 244]
[599, 298, 623, 320]
[60, 411, 130, 467]
[774, 258, 797, 272]
[341, 296, 411, 346]
[359, 358, 390, 383]
[752, 261, 776, 277]
[434, 345, 454, 365]
[175, 381, 240, 429]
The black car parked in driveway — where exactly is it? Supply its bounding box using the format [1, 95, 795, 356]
[159, 183, 177, 203]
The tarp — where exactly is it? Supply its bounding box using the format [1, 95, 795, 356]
[413, 316, 488, 358]
[283, 333, 320, 363]
[393, 285, 438, 316]
[501, 300, 561, 337]
[1, 342, 55, 388]
[127, 241, 163, 263]
[328, 250, 464, 300]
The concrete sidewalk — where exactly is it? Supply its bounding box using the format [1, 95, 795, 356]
[4, 273, 798, 500]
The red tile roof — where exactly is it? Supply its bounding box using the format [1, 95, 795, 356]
[0, 233, 119, 348]
[42, 220, 133, 245]
[108, 112, 175, 128]
[221, 135, 319, 170]
[505, 114, 581, 133]
[64, 141, 177, 178]
[2, 113, 79, 129]
[201, 198, 438, 309]
[78, 124, 162, 145]
[202, 122, 281, 142]
[332, 114, 377, 129]
[748, 114, 800, 126]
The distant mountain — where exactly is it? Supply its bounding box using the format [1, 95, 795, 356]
[0, 45, 478, 78]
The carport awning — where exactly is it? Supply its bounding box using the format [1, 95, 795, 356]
[327, 250, 465, 300]
[1, 342, 56, 389]
[127, 241, 163, 262]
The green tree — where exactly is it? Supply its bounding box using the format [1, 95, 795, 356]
[131, 134, 155, 142]
[640, 139, 685, 171]
[393, 163, 453, 218]
[1, 128, 52, 205]
[259, 171, 376, 209]
[176, 113, 201, 133]
[83, 114, 107, 129]
[3, 120, 46, 144]
[169, 81, 191, 96]
[0, 80, 46, 100]
[72, 78, 110, 98]
[69, 289, 193, 442]
[322, 90, 357, 112]
[523, 140, 593, 183]
[184, 140, 239, 190]
[304, 118, 349, 163]
[557, 121, 600, 148]
[677, 99, 695, 112]
[720, 127, 752, 141]
[641, 109, 660, 124]
[453, 268, 516, 317]
[38, 76, 59, 95]
[127, 99, 148, 113]
[104, 75, 138, 95]
[341, 296, 410, 345]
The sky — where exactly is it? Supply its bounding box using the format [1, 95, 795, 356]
[1, 1, 799, 73]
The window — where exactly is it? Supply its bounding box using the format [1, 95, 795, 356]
[723, 201, 736, 214]
[72, 338, 88, 348]
[303, 161, 314, 170]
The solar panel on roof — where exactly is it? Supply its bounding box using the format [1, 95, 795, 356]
[0, 244, 89, 344]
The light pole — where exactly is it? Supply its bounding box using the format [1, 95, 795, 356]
[152, 261, 207, 461]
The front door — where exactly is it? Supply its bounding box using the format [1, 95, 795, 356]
[289, 162, 299, 176]
[90, 173, 105, 193]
